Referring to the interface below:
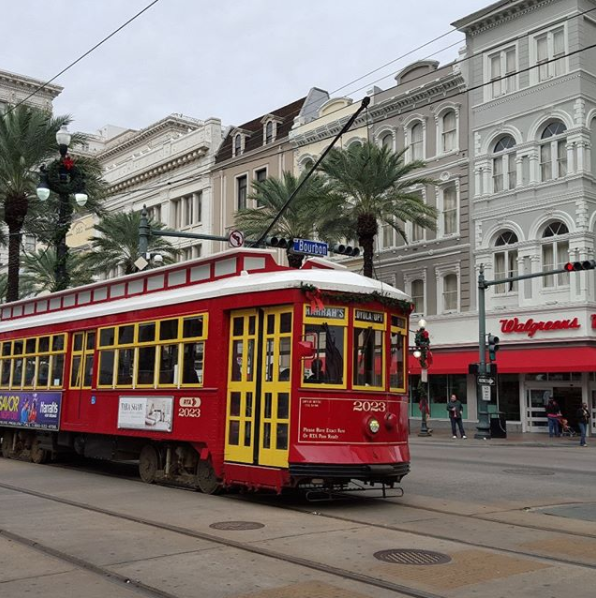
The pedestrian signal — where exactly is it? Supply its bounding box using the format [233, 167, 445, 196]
[564, 260, 596, 271]
[330, 244, 361, 256]
[487, 333, 500, 361]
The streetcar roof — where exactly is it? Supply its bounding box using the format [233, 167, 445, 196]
[0, 249, 410, 334]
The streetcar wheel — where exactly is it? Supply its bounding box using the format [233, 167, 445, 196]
[195, 460, 222, 495]
[30, 439, 48, 464]
[1, 431, 13, 459]
[138, 445, 160, 483]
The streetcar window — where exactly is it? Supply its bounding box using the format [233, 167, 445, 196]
[276, 423, 288, 450]
[138, 322, 155, 343]
[52, 335, 65, 352]
[73, 333, 84, 352]
[99, 328, 115, 347]
[183, 316, 203, 339]
[116, 348, 134, 386]
[159, 344, 179, 385]
[37, 359, 49, 387]
[263, 422, 271, 448]
[278, 393, 289, 419]
[0, 360, 10, 387]
[25, 338, 36, 354]
[86, 332, 96, 351]
[83, 354, 94, 387]
[228, 420, 240, 445]
[230, 392, 241, 417]
[280, 313, 292, 334]
[2, 341, 11, 356]
[118, 325, 135, 345]
[39, 337, 50, 353]
[182, 342, 204, 385]
[71, 356, 82, 387]
[51, 354, 65, 387]
[390, 316, 407, 393]
[303, 324, 345, 385]
[353, 310, 386, 390]
[137, 346, 156, 386]
[353, 328, 384, 388]
[233, 317, 243, 336]
[98, 350, 115, 386]
[160, 319, 178, 341]
[12, 359, 24, 388]
[13, 340, 23, 355]
[389, 330, 406, 391]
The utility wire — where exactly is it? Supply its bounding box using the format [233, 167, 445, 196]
[3, 0, 162, 117]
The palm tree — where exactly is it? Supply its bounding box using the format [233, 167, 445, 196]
[83, 210, 179, 276]
[20, 248, 94, 295]
[320, 141, 438, 278]
[234, 171, 342, 268]
[0, 105, 72, 301]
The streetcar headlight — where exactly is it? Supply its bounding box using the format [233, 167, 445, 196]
[368, 418, 380, 434]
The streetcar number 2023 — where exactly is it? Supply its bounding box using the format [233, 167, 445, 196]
[353, 400, 386, 412]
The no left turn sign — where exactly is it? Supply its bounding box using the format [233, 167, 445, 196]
[228, 230, 244, 248]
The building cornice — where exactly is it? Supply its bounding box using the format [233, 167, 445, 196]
[452, 0, 558, 36]
[98, 114, 205, 161]
[0, 68, 62, 98]
[107, 146, 211, 194]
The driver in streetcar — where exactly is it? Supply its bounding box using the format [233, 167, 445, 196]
[307, 358, 325, 383]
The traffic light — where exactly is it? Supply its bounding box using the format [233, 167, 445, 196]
[330, 243, 361, 257]
[564, 260, 596, 272]
[264, 236, 290, 249]
[487, 333, 500, 361]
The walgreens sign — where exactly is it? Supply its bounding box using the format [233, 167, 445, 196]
[499, 317, 580, 338]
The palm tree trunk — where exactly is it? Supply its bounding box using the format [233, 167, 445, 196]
[5, 193, 29, 302]
[357, 213, 378, 279]
[6, 225, 22, 302]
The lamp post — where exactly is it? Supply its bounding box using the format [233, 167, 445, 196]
[36, 126, 88, 291]
[412, 318, 432, 437]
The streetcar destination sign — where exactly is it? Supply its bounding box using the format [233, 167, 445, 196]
[292, 238, 328, 256]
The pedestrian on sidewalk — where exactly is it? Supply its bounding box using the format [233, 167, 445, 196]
[447, 394, 466, 439]
[546, 398, 562, 438]
[577, 403, 590, 447]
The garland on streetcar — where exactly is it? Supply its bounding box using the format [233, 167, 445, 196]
[0, 249, 412, 494]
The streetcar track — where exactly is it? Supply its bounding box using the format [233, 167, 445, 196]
[0, 481, 443, 598]
[0, 528, 179, 598]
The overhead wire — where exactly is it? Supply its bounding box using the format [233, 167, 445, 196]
[2, 0, 162, 117]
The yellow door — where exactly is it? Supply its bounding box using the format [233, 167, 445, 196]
[225, 307, 293, 468]
[259, 307, 292, 468]
[225, 310, 258, 463]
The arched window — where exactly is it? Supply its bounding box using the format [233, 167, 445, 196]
[265, 121, 273, 144]
[411, 280, 424, 314]
[590, 118, 596, 175]
[492, 136, 516, 192]
[494, 231, 519, 293]
[234, 134, 242, 157]
[301, 157, 315, 172]
[540, 121, 567, 181]
[348, 139, 363, 149]
[380, 132, 393, 150]
[542, 221, 569, 288]
[411, 122, 423, 160]
[443, 274, 458, 312]
[442, 110, 457, 153]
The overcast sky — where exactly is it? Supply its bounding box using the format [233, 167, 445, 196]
[4, 0, 485, 134]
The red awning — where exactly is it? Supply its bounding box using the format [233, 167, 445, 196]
[408, 347, 596, 375]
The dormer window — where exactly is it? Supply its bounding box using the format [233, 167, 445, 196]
[234, 134, 242, 157]
[265, 121, 273, 144]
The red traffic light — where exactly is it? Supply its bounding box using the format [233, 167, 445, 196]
[564, 260, 596, 271]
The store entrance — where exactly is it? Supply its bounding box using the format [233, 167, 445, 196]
[553, 387, 583, 431]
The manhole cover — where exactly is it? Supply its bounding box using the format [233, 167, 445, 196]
[374, 549, 452, 565]
[503, 468, 555, 476]
[209, 521, 264, 530]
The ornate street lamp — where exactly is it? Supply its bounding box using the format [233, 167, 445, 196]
[36, 126, 88, 291]
[412, 317, 432, 437]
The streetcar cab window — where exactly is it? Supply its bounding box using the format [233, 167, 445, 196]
[353, 310, 386, 390]
[390, 315, 407, 393]
[302, 305, 346, 386]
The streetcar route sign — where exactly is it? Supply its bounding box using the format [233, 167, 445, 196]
[477, 376, 495, 386]
[228, 230, 245, 248]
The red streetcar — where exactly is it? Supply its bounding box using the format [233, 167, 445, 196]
[0, 249, 411, 494]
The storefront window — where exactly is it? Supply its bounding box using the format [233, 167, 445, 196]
[410, 374, 467, 418]
[497, 374, 520, 421]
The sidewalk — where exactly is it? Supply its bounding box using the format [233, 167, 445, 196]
[409, 427, 591, 448]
